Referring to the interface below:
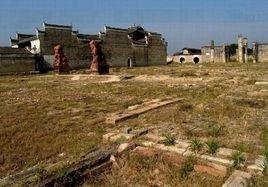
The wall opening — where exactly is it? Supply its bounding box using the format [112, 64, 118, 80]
[180, 57, 185, 63]
[127, 58, 132, 68]
[193, 57, 200, 64]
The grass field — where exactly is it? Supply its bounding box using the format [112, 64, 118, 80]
[0, 62, 267, 185]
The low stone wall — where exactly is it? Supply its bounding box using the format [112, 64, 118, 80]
[0, 57, 36, 74]
[0, 48, 36, 74]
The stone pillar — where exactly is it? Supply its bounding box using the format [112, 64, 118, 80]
[243, 38, 248, 63]
[222, 44, 226, 63]
[236, 49, 239, 62]
[252, 42, 258, 63]
[238, 34, 244, 63]
[210, 40, 215, 63]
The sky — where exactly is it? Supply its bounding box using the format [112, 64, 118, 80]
[0, 0, 268, 54]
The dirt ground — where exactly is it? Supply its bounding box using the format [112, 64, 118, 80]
[0, 62, 267, 185]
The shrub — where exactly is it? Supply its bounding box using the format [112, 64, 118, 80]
[179, 156, 196, 179]
[230, 151, 245, 169]
[206, 140, 219, 155]
[207, 124, 224, 137]
[163, 134, 176, 146]
[190, 138, 204, 153]
[179, 103, 193, 112]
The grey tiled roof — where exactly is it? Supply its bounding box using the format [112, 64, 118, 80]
[0, 47, 32, 55]
[17, 33, 35, 41]
[10, 38, 19, 45]
[17, 36, 38, 44]
[44, 22, 72, 29]
[105, 26, 128, 32]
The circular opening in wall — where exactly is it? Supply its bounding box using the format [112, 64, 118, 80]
[180, 57, 186, 63]
[193, 57, 200, 64]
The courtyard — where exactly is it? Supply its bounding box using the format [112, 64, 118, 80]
[0, 62, 267, 186]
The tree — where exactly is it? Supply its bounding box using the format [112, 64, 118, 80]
[229, 44, 238, 56]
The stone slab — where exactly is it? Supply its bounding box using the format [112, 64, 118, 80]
[255, 82, 268, 85]
[222, 170, 252, 187]
[109, 133, 135, 142]
[144, 134, 165, 143]
[131, 146, 160, 157]
[217, 148, 236, 158]
[194, 163, 227, 178]
[199, 155, 233, 167]
[141, 141, 186, 155]
[131, 128, 149, 138]
[247, 156, 265, 175]
[141, 141, 156, 147]
[175, 139, 191, 149]
[103, 132, 116, 142]
[117, 142, 136, 154]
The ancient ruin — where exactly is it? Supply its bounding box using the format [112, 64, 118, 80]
[8, 22, 167, 72]
[173, 48, 202, 64]
[0, 47, 35, 74]
[102, 26, 167, 67]
[201, 40, 230, 63]
[89, 40, 109, 74]
[53, 45, 70, 74]
[237, 34, 248, 63]
[252, 42, 268, 63]
[0, 18, 268, 187]
[172, 40, 230, 64]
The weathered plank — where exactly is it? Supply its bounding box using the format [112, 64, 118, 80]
[106, 98, 184, 124]
[39, 146, 116, 186]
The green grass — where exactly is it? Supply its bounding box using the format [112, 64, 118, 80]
[190, 139, 204, 153]
[179, 156, 196, 179]
[162, 134, 176, 146]
[0, 63, 267, 182]
[206, 140, 219, 155]
[205, 122, 225, 137]
[178, 103, 194, 112]
[230, 151, 245, 169]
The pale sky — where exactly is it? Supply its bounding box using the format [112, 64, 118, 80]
[0, 0, 268, 54]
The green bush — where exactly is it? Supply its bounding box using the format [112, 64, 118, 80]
[163, 134, 176, 146]
[206, 140, 219, 155]
[190, 139, 204, 153]
[230, 151, 245, 169]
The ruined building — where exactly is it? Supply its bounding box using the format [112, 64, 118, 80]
[8, 22, 167, 73]
[236, 34, 268, 63]
[201, 40, 230, 63]
[11, 23, 102, 70]
[252, 42, 268, 63]
[172, 40, 230, 64]
[237, 34, 248, 63]
[173, 48, 202, 64]
[100, 26, 167, 67]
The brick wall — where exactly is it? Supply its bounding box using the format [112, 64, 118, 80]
[0, 47, 35, 74]
[39, 28, 91, 69]
[101, 29, 167, 67]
